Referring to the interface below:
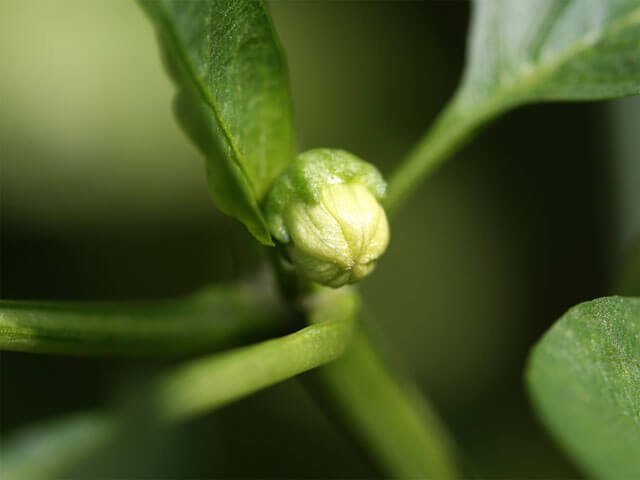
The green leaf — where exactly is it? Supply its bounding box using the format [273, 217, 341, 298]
[459, 0, 640, 109]
[0, 285, 282, 356]
[139, 0, 294, 245]
[526, 296, 640, 479]
[387, 0, 640, 212]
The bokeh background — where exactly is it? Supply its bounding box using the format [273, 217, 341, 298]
[1, 1, 639, 478]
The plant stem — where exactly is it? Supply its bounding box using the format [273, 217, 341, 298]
[308, 326, 459, 479]
[385, 97, 505, 215]
[150, 291, 357, 422]
[0, 285, 283, 356]
[1, 290, 359, 480]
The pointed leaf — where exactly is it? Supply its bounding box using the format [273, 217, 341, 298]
[139, 0, 294, 244]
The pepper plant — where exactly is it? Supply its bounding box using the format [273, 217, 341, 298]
[1, 0, 639, 478]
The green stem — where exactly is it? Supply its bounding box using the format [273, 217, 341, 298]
[1, 290, 359, 480]
[308, 327, 459, 479]
[150, 291, 357, 422]
[385, 97, 505, 215]
[0, 285, 282, 356]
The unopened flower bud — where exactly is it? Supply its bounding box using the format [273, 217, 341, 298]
[265, 149, 389, 288]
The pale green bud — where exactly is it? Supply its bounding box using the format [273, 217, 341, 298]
[265, 149, 389, 288]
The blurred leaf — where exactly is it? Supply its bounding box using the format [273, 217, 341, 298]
[387, 0, 640, 211]
[139, 0, 294, 245]
[0, 412, 117, 480]
[526, 296, 640, 479]
[0, 285, 282, 356]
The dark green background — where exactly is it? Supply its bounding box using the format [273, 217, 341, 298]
[1, 1, 638, 478]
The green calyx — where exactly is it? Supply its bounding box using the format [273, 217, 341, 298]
[265, 149, 389, 288]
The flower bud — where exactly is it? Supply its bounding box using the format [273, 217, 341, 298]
[265, 149, 389, 288]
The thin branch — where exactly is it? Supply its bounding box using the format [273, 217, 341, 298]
[0, 285, 283, 356]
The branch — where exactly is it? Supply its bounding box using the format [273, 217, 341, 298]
[0, 285, 282, 356]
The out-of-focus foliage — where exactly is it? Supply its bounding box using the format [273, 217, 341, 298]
[0, 0, 212, 233]
[610, 95, 640, 254]
[0, 412, 116, 480]
[615, 238, 640, 295]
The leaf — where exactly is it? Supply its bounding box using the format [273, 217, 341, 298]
[387, 0, 640, 212]
[460, 0, 640, 110]
[526, 296, 640, 479]
[139, 0, 294, 245]
[0, 285, 282, 356]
